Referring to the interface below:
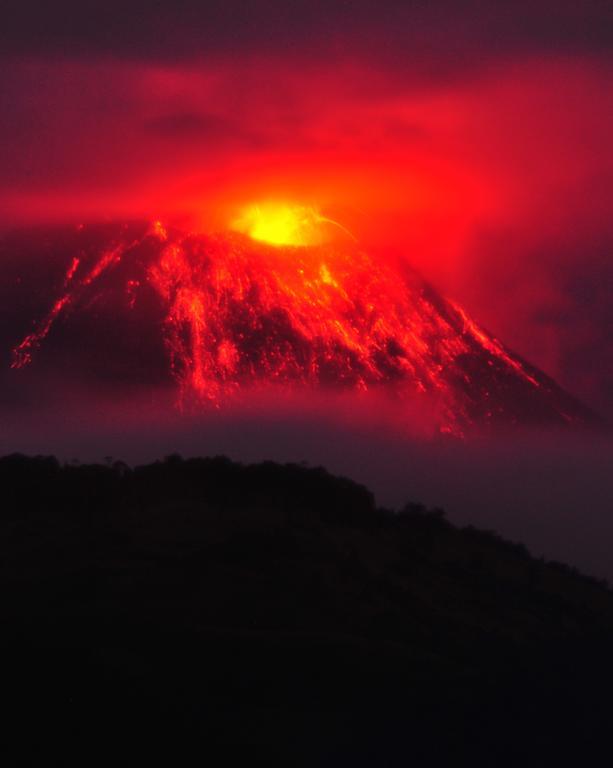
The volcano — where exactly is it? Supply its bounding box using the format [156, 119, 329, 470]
[2, 217, 598, 435]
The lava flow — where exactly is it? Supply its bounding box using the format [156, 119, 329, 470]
[9, 205, 597, 434]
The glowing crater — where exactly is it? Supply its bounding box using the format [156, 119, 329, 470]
[230, 202, 351, 247]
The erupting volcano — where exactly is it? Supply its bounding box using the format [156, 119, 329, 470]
[6, 205, 597, 435]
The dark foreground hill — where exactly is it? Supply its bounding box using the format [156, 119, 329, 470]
[2, 454, 613, 766]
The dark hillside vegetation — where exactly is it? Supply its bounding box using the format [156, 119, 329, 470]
[1, 453, 612, 766]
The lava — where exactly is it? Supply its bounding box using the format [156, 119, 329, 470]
[11, 241, 134, 369]
[9, 212, 596, 433]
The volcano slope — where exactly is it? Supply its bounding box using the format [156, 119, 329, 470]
[2, 221, 599, 433]
[1, 453, 613, 767]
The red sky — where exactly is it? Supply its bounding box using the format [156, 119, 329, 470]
[1, 1, 612, 415]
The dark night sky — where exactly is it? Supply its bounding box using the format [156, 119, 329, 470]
[3, 1, 613, 59]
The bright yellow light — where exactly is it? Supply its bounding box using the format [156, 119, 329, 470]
[231, 202, 353, 247]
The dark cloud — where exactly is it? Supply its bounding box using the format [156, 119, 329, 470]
[457, 223, 613, 419]
[2, 0, 613, 71]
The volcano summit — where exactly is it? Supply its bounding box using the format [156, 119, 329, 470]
[4, 215, 597, 435]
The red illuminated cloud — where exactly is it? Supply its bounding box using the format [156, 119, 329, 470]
[0, 48, 612, 414]
[1, 56, 610, 241]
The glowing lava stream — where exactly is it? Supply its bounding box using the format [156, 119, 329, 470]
[11, 205, 585, 434]
[11, 243, 129, 368]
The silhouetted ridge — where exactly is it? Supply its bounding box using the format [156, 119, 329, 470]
[1, 453, 612, 766]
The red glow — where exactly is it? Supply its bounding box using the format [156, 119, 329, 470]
[2, 55, 612, 416]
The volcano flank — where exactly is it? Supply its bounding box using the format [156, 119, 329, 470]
[3, 220, 598, 434]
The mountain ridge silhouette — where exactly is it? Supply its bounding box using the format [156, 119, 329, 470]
[2, 452, 612, 766]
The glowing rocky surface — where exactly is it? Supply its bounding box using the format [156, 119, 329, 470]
[6, 220, 597, 434]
